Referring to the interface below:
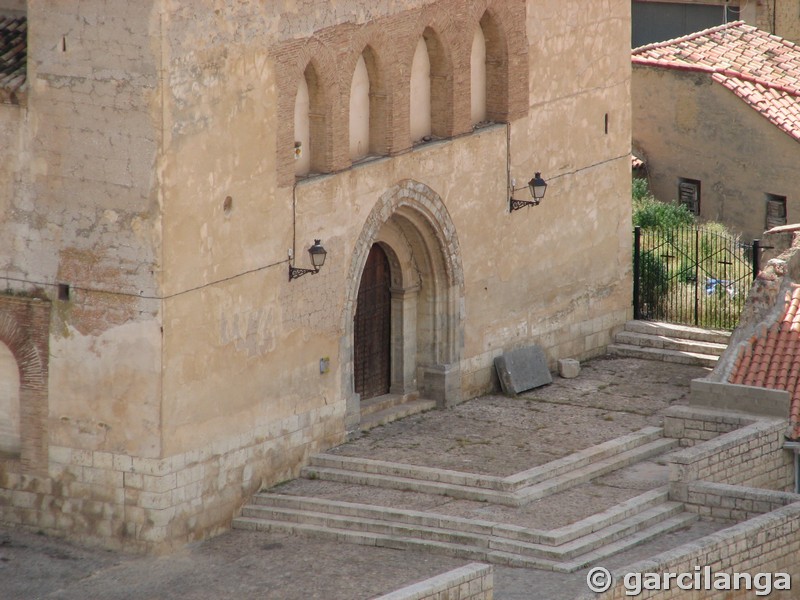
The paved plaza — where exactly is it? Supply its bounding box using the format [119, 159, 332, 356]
[1, 356, 737, 600]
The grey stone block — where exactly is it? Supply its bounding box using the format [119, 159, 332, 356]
[494, 346, 552, 396]
[557, 358, 580, 379]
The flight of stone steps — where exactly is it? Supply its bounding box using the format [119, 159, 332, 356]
[607, 320, 729, 367]
[233, 427, 697, 572]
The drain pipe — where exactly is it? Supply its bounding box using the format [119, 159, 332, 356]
[784, 440, 800, 494]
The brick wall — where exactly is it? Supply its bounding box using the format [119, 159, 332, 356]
[270, 0, 529, 187]
[668, 418, 794, 495]
[682, 481, 798, 521]
[580, 503, 800, 600]
[374, 563, 493, 600]
[663, 405, 756, 447]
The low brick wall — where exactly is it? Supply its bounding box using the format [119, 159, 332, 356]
[668, 418, 793, 493]
[578, 503, 800, 600]
[663, 405, 756, 447]
[682, 481, 799, 521]
[372, 563, 493, 600]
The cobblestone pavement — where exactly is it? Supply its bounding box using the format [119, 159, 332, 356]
[1, 357, 727, 600]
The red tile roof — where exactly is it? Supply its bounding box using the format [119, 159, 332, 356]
[730, 283, 800, 439]
[632, 21, 800, 143]
[0, 15, 26, 102]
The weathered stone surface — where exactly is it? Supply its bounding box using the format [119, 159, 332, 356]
[494, 346, 552, 396]
[557, 358, 580, 379]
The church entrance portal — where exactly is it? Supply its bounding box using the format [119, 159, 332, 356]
[341, 180, 465, 431]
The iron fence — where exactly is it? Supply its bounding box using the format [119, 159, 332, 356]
[633, 226, 760, 330]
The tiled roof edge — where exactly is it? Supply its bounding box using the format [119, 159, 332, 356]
[633, 59, 800, 98]
[632, 20, 748, 55]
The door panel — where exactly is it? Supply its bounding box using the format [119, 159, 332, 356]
[354, 244, 391, 400]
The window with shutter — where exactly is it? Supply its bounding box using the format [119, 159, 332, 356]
[678, 178, 701, 216]
[766, 194, 787, 229]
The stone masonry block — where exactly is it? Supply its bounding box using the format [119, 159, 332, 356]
[557, 358, 580, 379]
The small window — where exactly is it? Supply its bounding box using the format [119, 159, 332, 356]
[766, 194, 787, 229]
[678, 178, 700, 216]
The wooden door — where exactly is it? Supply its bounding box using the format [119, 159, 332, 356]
[354, 244, 391, 400]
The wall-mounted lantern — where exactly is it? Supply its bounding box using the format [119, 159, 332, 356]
[510, 172, 547, 212]
[289, 239, 328, 280]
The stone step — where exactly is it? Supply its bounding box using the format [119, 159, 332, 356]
[607, 343, 719, 368]
[360, 393, 420, 417]
[248, 486, 670, 546]
[614, 331, 727, 357]
[492, 502, 686, 560]
[301, 438, 678, 506]
[233, 506, 698, 573]
[232, 516, 561, 570]
[312, 426, 664, 493]
[359, 399, 437, 432]
[554, 513, 699, 573]
[513, 438, 678, 504]
[301, 464, 516, 505]
[622, 320, 730, 345]
[240, 497, 683, 562]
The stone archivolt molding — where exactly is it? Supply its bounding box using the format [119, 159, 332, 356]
[271, 0, 529, 187]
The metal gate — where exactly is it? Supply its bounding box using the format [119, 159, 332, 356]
[354, 244, 391, 400]
[633, 225, 760, 330]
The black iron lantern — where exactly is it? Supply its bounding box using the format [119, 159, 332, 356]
[510, 172, 548, 211]
[289, 239, 328, 280]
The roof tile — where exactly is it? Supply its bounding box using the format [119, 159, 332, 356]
[633, 21, 800, 142]
[729, 283, 800, 439]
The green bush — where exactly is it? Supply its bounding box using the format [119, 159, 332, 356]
[639, 250, 669, 319]
[632, 179, 695, 230]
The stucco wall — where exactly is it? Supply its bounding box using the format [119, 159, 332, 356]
[632, 65, 800, 242]
[158, 0, 632, 455]
[0, 0, 633, 551]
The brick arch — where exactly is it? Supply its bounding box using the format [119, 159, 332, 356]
[0, 312, 44, 389]
[341, 180, 465, 429]
[272, 37, 343, 186]
[0, 297, 50, 473]
[479, 0, 529, 121]
[271, 0, 529, 186]
[340, 30, 393, 158]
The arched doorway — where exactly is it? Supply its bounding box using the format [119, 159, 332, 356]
[354, 244, 392, 400]
[341, 180, 466, 431]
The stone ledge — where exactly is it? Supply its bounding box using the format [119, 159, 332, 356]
[366, 563, 493, 600]
[690, 378, 791, 417]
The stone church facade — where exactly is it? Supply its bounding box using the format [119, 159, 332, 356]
[0, 0, 633, 552]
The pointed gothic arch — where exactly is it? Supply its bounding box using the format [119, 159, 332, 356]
[341, 180, 465, 430]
